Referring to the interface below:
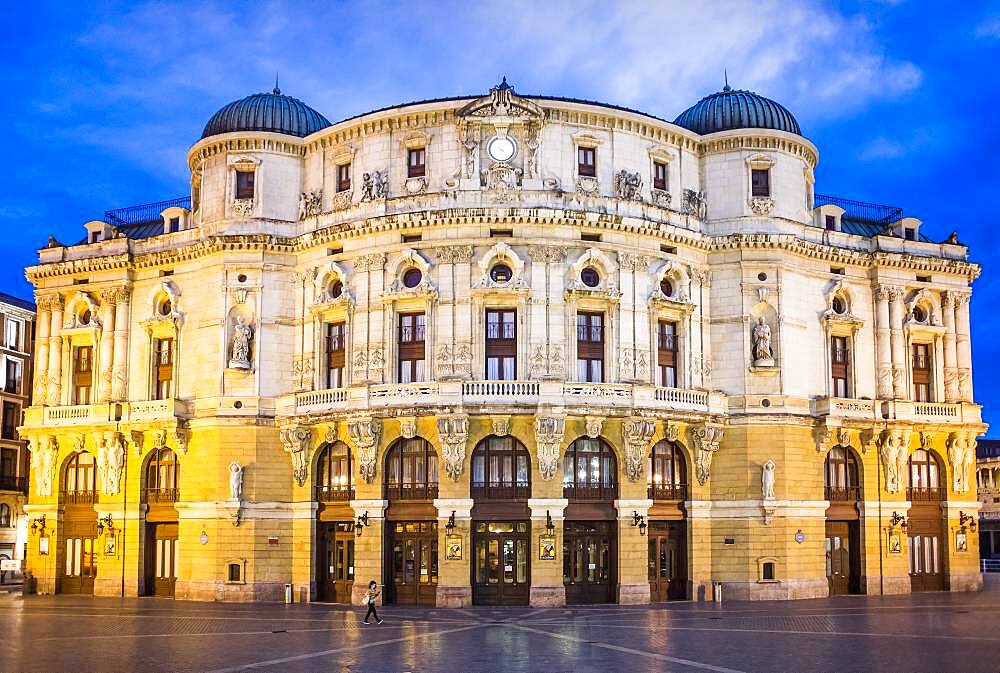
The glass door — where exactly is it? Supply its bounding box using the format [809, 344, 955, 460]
[472, 521, 530, 605]
[388, 521, 438, 606]
[563, 521, 614, 604]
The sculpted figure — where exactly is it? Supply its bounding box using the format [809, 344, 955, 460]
[229, 462, 243, 501]
[229, 316, 253, 369]
[752, 317, 773, 364]
[762, 459, 776, 500]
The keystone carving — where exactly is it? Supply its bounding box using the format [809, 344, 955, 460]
[491, 416, 511, 437]
[622, 418, 656, 482]
[688, 424, 724, 485]
[814, 425, 835, 453]
[279, 425, 312, 487]
[437, 415, 470, 481]
[535, 416, 566, 481]
[585, 416, 604, 439]
[348, 418, 382, 483]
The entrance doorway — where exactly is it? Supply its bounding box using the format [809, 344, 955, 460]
[648, 521, 686, 601]
[824, 521, 860, 595]
[563, 521, 615, 604]
[61, 525, 97, 595]
[386, 521, 437, 606]
[908, 524, 945, 592]
[472, 521, 529, 605]
[145, 522, 178, 597]
[318, 521, 354, 603]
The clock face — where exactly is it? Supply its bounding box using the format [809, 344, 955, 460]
[487, 135, 517, 162]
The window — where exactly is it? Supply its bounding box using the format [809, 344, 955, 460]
[401, 234, 422, 243]
[168, 217, 180, 233]
[0, 448, 15, 479]
[407, 148, 426, 178]
[153, 338, 174, 400]
[89, 231, 100, 244]
[489, 229, 513, 238]
[912, 343, 932, 402]
[907, 449, 942, 500]
[825, 215, 836, 231]
[228, 563, 242, 583]
[653, 160, 667, 190]
[751, 168, 770, 197]
[580, 267, 600, 288]
[1, 402, 17, 440]
[485, 309, 516, 381]
[337, 163, 351, 192]
[316, 441, 352, 501]
[581, 233, 602, 242]
[489, 264, 512, 283]
[402, 268, 423, 289]
[235, 170, 255, 199]
[4, 319, 19, 350]
[657, 321, 678, 388]
[471, 436, 530, 499]
[576, 313, 604, 382]
[398, 313, 426, 383]
[384, 437, 438, 500]
[904, 227, 916, 241]
[762, 561, 776, 581]
[647, 440, 687, 500]
[143, 448, 179, 503]
[824, 446, 860, 501]
[63, 452, 97, 502]
[577, 146, 596, 177]
[326, 322, 346, 389]
[562, 437, 617, 500]
[4, 359, 20, 394]
[0, 504, 9, 528]
[73, 346, 93, 404]
[831, 336, 850, 398]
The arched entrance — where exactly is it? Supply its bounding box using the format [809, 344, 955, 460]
[823, 445, 862, 595]
[470, 435, 531, 605]
[60, 451, 98, 595]
[562, 437, 617, 604]
[142, 448, 179, 597]
[383, 437, 438, 606]
[647, 439, 688, 601]
[314, 441, 354, 603]
[907, 449, 946, 592]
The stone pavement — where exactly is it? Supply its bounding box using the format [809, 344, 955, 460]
[4, 586, 1000, 673]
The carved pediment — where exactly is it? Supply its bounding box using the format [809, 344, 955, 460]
[457, 78, 544, 120]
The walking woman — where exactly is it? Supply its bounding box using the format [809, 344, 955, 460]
[363, 580, 383, 624]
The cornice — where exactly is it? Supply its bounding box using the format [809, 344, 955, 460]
[187, 133, 307, 173]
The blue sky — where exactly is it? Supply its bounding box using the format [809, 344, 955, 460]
[1, 1, 998, 432]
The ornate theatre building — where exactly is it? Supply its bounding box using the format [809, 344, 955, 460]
[20, 79, 985, 605]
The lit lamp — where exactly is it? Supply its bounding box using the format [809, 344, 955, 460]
[632, 511, 647, 536]
[445, 511, 457, 534]
[545, 510, 556, 536]
[30, 515, 46, 535]
[888, 511, 908, 531]
[959, 511, 978, 533]
[355, 511, 369, 537]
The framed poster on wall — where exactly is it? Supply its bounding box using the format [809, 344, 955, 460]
[446, 535, 463, 560]
[38, 536, 49, 556]
[539, 536, 557, 560]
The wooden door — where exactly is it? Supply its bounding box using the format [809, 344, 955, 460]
[146, 522, 178, 597]
[318, 522, 355, 603]
[909, 525, 945, 592]
[825, 521, 852, 596]
[648, 521, 686, 601]
[563, 521, 615, 604]
[472, 521, 530, 605]
[387, 521, 437, 606]
[62, 530, 97, 595]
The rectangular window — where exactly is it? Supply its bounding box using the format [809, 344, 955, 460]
[825, 215, 836, 231]
[326, 322, 346, 389]
[577, 147, 596, 177]
[337, 163, 351, 192]
[168, 217, 180, 233]
[831, 336, 850, 398]
[653, 161, 667, 190]
[0, 447, 15, 478]
[485, 309, 516, 381]
[1, 403, 17, 441]
[73, 345, 93, 404]
[4, 319, 19, 350]
[751, 168, 770, 197]
[89, 231, 100, 244]
[407, 148, 426, 178]
[4, 358, 20, 394]
[912, 343, 932, 402]
[235, 170, 255, 199]
[576, 312, 604, 382]
[398, 313, 426, 383]
[657, 321, 678, 388]
[154, 338, 174, 400]
[904, 227, 916, 241]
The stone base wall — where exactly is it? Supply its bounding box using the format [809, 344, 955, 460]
[436, 585, 472, 608]
[529, 585, 565, 607]
[721, 578, 828, 601]
[948, 571, 983, 593]
[175, 579, 288, 602]
[617, 582, 650, 604]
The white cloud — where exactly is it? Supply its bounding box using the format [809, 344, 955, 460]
[975, 16, 1000, 39]
[858, 137, 906, 162]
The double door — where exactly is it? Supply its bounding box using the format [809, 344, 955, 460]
[909, 516, 944, 592]
[824, 521, 859, 596]
[563, 521, 615, 604]
[61, 521, 97, 595]
[318, 521, 354, 603]
[472, 521, 530, 605]
[146, 522, 178, 597]
[387, 521, 437, 606]
[648, 521, 686, 601]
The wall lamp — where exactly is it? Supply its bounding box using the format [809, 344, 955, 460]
[445, 511, 457, 534]
[632, 511, 647, 536]
[545, 510, 556, 536]
[30, 515, 46, 536]
[959, 511, 977, 533]
[888, 511, 908, 531]
[355, 511, 369, 537]
[96, 514, 115, 536]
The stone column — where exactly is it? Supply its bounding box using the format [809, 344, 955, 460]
[874, 286, 893, 399]
[349, 499, 388, 605]
[97, 289, 118, 403]
[46, 296, 64, 405]
[528, 498, 568, 606]
[941, 291, 959, 402]
[955, 292, 973, 401]
[615, 498, 653, 604]
[887, 286, 906, 399]
[111, 287, 131, 401]
[433, 498, 473, 608]
[32, 298, 50, 404]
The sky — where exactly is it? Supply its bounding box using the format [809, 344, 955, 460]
[1, 0, 998, 432]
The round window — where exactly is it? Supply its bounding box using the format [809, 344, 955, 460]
[660, 278, 674, 297]
[402, 268, 423, 289]
[329, 280, 343, 299]
[159, 299, 172, 317]
[80, 309, 91, 326]
[832, 297, 846, 315]
[757, 272, 768, 282]
[237, 274, 247, 283]
[912, 306, 927, 323]
[490, 264, 512, 283]
[580, 267, 600, 288]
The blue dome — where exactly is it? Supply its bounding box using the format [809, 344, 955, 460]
[674, 86, 801, 136]
[201, 88, 332, 139]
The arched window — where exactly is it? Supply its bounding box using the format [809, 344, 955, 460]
[385, 437, 438, 500]
[824, 446, 861, 501]
[143, 448, 179, 503]
[908, 449, 943, 501]
[647, 440, 687, 500]
[471, 436, 530, 499]
[63, 452, 97, 504]
[316, 441, 353, 501]
[0, 503, 10, 527]
[563, 437, 617, 500]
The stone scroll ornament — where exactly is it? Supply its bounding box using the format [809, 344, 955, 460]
[688, 424, 724, 485]
[622, 418, 656, 481]
[534, 416, 566, 480]
[348, 418, 382, 483]
[279, 426, 312, 487]
[437, 415, 470, 481]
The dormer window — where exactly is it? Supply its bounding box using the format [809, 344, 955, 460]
[578, 147, 596, 177]
[337, 163, 351, 192]
[169, 217, 180, 233]
[407, 148, 425, 178]
[751, 168, 770, 197]
[904, 227, 916, 241]
[89, 231, 100, 244]
[653, 161, 667, 190]
[236, 171, 255, 200]
[825, 215, 836, 231]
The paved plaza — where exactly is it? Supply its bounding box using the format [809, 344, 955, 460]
[4, 584, 1000, 673]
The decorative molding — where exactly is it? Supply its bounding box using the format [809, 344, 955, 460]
[622, 417, 656, 481]
[348, 418, 382, 483]
[749, 197, 774, 216]
[585, 416, 604, 439]
[650, 189, 672, 208]
[437, 415, 470, 481]
[399, 417, 417, 439]
[688, 424, 724, 485]
[575, 175, 600, 196]
[491, 416, 511, 437]
[278, 425, 312, 487]
[535, 416, 566, 481]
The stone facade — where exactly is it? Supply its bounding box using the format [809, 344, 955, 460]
[19, 81, 985, 604]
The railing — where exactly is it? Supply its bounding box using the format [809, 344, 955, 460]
[104, 196, 190, 227]
[824, 486, 861, 502]
[45, 405, 98, 423]
[385, 483, 438, 500]
[471, 481, 531, 500]
[907, 486, 946, 501]
[563, 382, 633, 400]
[913, 403, 959, 419]
[142, 487, 179, 504]
[316, 484, 354, 502]
[462, 380, 539, 399]
[127, 399, 186, 421]
[296, 388, 348, 410]
[982, 559, 1000, 573]
[0, 475, 27, 493]
[814, 194, 903, 225]
[564, 484, 618, 501]
[60, 490, 99, 504]
[653, 387, 707, 406]
[648, 483, 688, 500]
[369, 383, 438, 401]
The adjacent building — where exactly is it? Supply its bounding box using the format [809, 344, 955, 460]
[19, 80, 985, 605]
[976, 439, 1000, 565]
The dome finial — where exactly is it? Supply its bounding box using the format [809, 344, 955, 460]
[723, 69, 731, 92]
[273, 72, 281, 96]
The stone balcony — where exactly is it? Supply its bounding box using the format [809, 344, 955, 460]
[21, 398, 190, 430]
[281, 381, 726, 417]
[813, 397, 982, 426]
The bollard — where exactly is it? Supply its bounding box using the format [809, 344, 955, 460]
[713, 582, 723, 603]
[284, 583, 293, 604]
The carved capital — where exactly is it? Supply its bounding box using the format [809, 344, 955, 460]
[437, 415, 470, 481]
[534, 416, 566, 481]
[688, 424, 724, 485]
[279, 425, 312, 487]
[622, 418, 656, 482]
[348, 418, 382, 483]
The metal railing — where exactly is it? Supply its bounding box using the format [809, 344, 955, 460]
[104, 196, 190, 227]
[814, 194, 903, 225]
[315, 484, 354, 502]
[385, 483, 438, 500]
[564, 484, 618, 501]
[141, 487, 179, 504]
[907, 486, 946, 501]
[471, 481, 530, 500]
[981, 559, 1000, 573]
[60, 490, 99, 504]
[648, 483, 688, 500]
[0, 475, 27, 493]
[824, 486, 861, 502]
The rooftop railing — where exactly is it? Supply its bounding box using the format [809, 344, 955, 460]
[815, 193, 903, 225]
[104, 196, 190, 227]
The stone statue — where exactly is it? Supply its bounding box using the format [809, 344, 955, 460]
[297, 192, 308, 220]
[228, 315, 253, 370]
[752, 317, 774, 365]
[104, 434, 125, 495]
[229, 462, 243, 501]
[613, 170, 643, 201]
[360, 171, 389, 201]
[762, 459, 776, 500]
